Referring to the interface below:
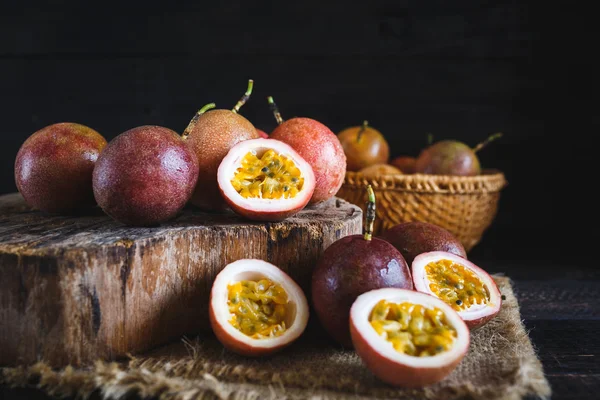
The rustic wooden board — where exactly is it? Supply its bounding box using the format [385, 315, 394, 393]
[0, 193, 362, 367]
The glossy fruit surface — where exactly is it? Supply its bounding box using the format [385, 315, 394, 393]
[15, 122, 107, 213]
[414, 140, 480, 176]
[380, 221, 467, 266]
[270, 117, 346, 204]
[217, 138, 315, 221]
[93, 125, 198, 226]
[337, 123, 389, 171]
[390, 156, 417, 174]
[185, 109, 259, 211]
[311, 235, 412, 347]
[359, 163, 402, 177]
[350, 288, 469, 387]
[412, 251, 502, 329]
[209, 259, 309, 357]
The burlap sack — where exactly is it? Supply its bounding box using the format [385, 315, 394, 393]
[1, 276, 551, 400]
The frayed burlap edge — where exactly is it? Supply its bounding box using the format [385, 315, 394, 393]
[1, 276, 551, 400]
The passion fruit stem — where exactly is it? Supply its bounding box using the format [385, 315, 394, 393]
[356, 120, 369, 143]
[268, 96, 284, 125]
[181, 102, 217, 139]
[232, 79, 254, 114]
[364, 185, 376, 241]
[473, 132, 503, 153]
[427, 133, 434, 145]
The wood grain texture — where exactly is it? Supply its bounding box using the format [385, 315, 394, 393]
[0, 193, 362, 367]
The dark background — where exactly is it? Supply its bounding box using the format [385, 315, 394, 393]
[0, 1, 591, 266]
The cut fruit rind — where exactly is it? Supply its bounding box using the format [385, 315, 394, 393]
[217, 138, 315, 221]
[350, 288, 470, 388]
[209, 259, 309, 357]
[412, 251, 502, 329]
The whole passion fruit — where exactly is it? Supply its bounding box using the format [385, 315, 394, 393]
[337, 120, 390, 172]
[183, 80, 260, 211]
[350, 288, 469, 388]
[209, 259, 309, 357]
[268, 96, 346, 204]
[217, 138, 315, 221]
[15, 122, 107, 213]
[390, 156, 417, 174]
[92, 125, 199, 226]
[379, 221, 467, 266]
[412, 251, 502, 329]
[359, 163, 402, 177]
[311, 186, 412, 347]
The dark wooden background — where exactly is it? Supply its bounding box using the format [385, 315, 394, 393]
[0, 1, 596, 399]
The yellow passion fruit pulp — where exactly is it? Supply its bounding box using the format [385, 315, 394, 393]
[228, 279, 289, 338]
[369, 300, 457, 357]
[425, 259, 491, 311]
[231, 149, 304, 199]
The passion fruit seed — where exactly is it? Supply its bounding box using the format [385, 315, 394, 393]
[425, 259, 491, 311]
[231, 149, 304, 199]
[228, 279, 288, 339]
[369, 300, 457, 357]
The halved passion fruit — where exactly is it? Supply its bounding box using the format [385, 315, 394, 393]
[217, 138, 315, 221]
[209, 259, 309, 357]
[412, 251, 502, 329]
[350, 288, 470, 388]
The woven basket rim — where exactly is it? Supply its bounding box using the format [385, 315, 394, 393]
[343, 169, 507, 194]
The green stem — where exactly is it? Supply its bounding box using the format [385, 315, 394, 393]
[268, 96, 284, 125]
[181, 102, 216, 139]
[232, 79, 254, 114]
[356, 120, 369, 143]
[364, 185, 376, 241]
[427, 133, 434, 145]
[473, 132, 503, 153]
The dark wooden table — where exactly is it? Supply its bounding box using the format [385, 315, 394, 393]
[2, 257, 597, 399]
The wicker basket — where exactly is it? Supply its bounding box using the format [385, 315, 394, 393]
[336, 169, 508, 253]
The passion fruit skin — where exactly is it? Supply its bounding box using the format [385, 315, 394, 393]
[93, 125, 199, 226]
[380, 221, 467, 266]
[15, 122, 107, 214]
[311, 235, 413, 347]
[270, 117, 346, 204]
[337, 125, 389, 171]
[359, 163, 402, 177]
[414, 140, 480, 176]
[256, 129, 269, 138]
[185, 109, 260, 211]
[390, 156, 416, 174]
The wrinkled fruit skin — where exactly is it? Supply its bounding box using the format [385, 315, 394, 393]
[390, 156, 416, 174]
[93, 125, 199, 226]
[311, 235, 412, 347]
[185, 110, 259, 211]
[380, 221, 467, 266]
[337, 126, 389, 171]
[15, 122, 107, 213]
[270, 118, 346, 204]
[415, 140, 481, 176]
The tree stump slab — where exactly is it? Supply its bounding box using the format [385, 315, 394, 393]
[0, 193, 362, 367]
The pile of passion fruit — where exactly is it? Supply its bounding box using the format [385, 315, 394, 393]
[14, 80, 346, 225]
[207, 186, 501, 388]
[338, 120, 502, 176]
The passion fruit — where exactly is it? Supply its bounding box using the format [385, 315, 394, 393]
[256, 129, 269, 138]
[311, 186, 412, 347]
[350, 288, 469, 388]
[268, 96, 346, 204]
[359, 163, 402, 177]
[412, 251, 502, 329]
[217, 138, 315, 221]
[379, 221, 467, 266]
[183, 80, 261, 211]
[390, 156, 417, 174]
[209, 259, 309, 357]
[337, 120, 390, 171]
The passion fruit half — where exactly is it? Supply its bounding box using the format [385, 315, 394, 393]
[412, 251, 502, 329]
[209, 259, 309, 357]
[217, 138, 315, 221]
[350, 288, 469, 388]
